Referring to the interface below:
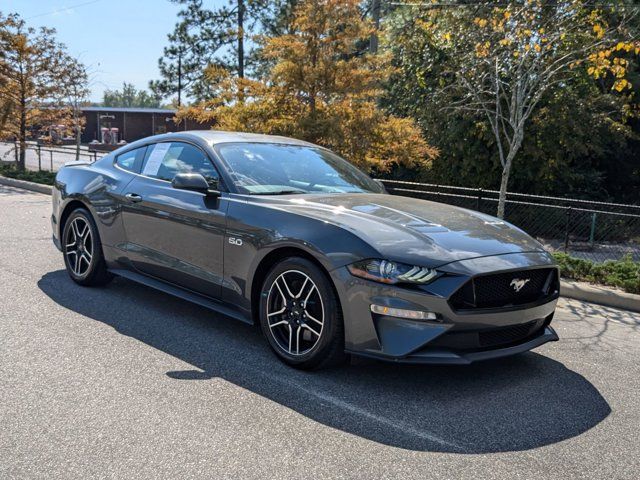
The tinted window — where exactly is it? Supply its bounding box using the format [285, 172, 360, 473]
[115, 146, 147, 173]
[141, 142, 220, 186]
[215, 143, 383, 195]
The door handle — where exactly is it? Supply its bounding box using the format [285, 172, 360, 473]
[125, 193, 143, 203]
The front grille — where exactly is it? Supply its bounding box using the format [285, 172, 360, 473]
[449, 268, 558, 311]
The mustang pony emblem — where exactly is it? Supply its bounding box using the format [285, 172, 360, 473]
[510, 278, 530, 292]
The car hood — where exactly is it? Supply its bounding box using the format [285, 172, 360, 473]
[262, 193, 546, 267]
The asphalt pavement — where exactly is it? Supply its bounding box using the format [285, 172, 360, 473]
[1, 185, 638, 479]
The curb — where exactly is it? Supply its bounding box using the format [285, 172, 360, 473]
[560, 280, 640, 313]
[1, 175, 637, 313]
[0, 175, 52, 195]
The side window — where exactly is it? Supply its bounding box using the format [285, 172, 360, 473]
[141, 142, 220, 187]
[115, 146, 147, 173]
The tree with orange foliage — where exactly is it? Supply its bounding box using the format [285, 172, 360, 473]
[0, 12, 86, 170]
[179, 0, 437, 173]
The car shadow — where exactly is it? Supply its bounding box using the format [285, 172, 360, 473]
[38, 270, 611, 454]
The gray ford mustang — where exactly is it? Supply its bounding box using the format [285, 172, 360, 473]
[52, 131, 559, 369]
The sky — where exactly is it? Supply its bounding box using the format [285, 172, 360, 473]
[2, 0, 221, 103]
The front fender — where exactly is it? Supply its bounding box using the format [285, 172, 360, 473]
[222, 197, 381, 316]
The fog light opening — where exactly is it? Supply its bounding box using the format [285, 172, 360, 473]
[370, 304, 438, 321]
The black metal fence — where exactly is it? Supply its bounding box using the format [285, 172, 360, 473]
[379, 179, 640, 264]
[0, 141, 104, 172]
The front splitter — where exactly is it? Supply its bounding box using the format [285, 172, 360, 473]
[348, 326, 559, 365]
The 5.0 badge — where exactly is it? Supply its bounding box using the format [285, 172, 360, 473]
[228, 237, 243, 246]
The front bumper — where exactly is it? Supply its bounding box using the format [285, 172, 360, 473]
[331, 251, 560, 364]
[350, 326, 558, 365]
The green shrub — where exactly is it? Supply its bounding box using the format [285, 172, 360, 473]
[0, 165, 56, 186]
[553, 252, 640, 294]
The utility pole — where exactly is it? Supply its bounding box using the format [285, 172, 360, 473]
[370, 0, 381, 54]
[238, 0, 245, 79]
[177, 50, 182, 107]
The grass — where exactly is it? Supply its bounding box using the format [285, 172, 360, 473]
[553, 252, 640, 295]
[0, 164, 56, 186]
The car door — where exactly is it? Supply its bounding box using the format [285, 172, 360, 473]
[120, 140, 229, 299]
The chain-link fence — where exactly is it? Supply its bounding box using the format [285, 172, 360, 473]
[0, 141, 105, 172]
[379, 179, 640, 263]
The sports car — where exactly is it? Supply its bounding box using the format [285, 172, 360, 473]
[51, 131, 559, 369]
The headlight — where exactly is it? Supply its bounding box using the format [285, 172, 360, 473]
[347, 259, 438, 285]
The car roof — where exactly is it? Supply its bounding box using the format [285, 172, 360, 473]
[108, 130, 321, 159]
[182, 130, 317, 147]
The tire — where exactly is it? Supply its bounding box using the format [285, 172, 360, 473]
[61, 208, 113, 287]
[259, 257, 346, 370]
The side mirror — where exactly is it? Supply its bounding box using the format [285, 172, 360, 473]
[172, 173, 221, 197]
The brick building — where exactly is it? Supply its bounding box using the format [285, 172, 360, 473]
[80, 107, 211, 144]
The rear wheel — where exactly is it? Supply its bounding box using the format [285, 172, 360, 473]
[62, 208, 113, 286]
[259, 257, 346, 369]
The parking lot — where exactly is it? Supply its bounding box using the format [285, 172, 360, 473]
[0, 184, 639, 479]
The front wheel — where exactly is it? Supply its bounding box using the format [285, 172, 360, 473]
[62, 208, 113, 286]
[259, 257, 346, 370]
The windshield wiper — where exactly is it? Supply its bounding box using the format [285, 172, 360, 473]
[253, 189, 307, 195]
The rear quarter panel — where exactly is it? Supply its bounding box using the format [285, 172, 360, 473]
[53, 156, 134, 253]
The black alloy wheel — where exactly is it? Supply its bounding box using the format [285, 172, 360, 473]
[62, 208, 112, 286]
[259, 257, 346, 369]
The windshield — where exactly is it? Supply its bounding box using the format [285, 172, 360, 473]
[215, 142, 384, 195]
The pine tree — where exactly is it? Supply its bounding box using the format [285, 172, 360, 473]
[151, 0, 278, 103]
[179, 0, 437, 172]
